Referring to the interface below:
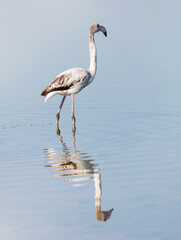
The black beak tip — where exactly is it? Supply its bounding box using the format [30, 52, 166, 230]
[104, 31, 107, 37]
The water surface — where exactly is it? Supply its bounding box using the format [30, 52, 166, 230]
[1, 88, 181, 239]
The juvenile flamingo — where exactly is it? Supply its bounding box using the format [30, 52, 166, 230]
[41, 23, 107, 131]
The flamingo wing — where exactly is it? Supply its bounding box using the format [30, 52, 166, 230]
[41, 68, 90, 97]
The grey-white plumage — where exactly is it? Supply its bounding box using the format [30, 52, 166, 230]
[41, 23, 107, 130]
[41, 68, 92, 102]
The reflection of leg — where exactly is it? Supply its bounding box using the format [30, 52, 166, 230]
[56, 125, 61, 136]
[71, 94, 76, 132]
[72, 131, 76, 153]
[56, 96, 66, 127]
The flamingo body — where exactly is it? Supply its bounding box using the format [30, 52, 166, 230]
[41, 68, 92, 102]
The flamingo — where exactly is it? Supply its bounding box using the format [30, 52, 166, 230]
[41, 23, 107, 131]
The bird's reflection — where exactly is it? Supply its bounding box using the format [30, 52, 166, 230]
[44, 128, 113, 222]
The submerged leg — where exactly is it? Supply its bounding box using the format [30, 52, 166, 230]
[56, 96, 66, 127]
[71, 94, 76, 132]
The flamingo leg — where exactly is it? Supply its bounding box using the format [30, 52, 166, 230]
[56, 96, 66, 127]
[71, 94, 76, 132]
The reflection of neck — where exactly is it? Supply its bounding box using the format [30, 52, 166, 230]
[94, 173, 103, 221]
[89, 31, 97, 77]
[94, 173, 113, 222]
[94, 173, 102, 210]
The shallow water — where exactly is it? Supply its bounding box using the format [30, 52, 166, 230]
[1, 85, 181, 240]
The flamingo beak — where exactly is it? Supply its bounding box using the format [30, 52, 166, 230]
[100, 26, 107, 37]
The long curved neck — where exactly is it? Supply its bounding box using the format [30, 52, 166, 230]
[89, 31, 97, 77]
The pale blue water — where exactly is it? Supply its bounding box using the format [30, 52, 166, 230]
[1, 85, 181, 239]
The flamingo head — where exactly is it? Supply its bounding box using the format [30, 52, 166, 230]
[90, 23, 107, 37]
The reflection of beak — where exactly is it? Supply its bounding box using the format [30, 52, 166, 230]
[100, 26, 107, 37]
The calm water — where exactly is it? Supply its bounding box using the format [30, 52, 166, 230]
[0, 83, 181, 240]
